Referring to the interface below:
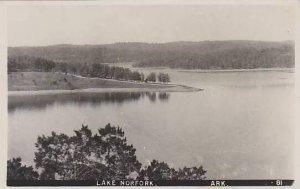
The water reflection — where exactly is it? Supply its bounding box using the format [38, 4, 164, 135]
[8, 92, 171, 112]
[146, 92, 156, 102]
[158, 92, 170, 101]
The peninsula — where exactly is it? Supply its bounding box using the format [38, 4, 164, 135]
[8, 72, 201, 93]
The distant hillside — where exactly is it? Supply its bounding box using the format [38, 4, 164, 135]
[8, 41, 294, 69]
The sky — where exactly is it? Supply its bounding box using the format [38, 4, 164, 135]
[7, 3, 295, 46]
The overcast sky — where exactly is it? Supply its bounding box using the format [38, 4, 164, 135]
[7, 4, 295, 47]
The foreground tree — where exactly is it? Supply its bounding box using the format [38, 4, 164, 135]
[7, 157, 39, 180]
[138, 160, 206, 180]
[174, 166, 207, 180]
[138, 160, 175, 180]
[34, 124, 141, 180]
[34, 132, 70, 179]
[96, 124, 141, 179]
[10, 124, 206, 180]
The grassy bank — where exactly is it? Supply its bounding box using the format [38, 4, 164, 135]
[8, 72, 200, 92]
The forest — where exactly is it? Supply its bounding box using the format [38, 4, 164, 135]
[8, 41, 294, 69]
[8, 56, 170, 83]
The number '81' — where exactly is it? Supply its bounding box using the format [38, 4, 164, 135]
[276, 180, 282, 186]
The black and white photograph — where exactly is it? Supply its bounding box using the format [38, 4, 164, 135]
[0, 0, 299, 187]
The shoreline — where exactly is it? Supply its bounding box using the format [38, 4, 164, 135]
[8, 86, 202, 96]
[103, 63, 294, 73]
[8, 72, 202, 95]
[176, 67, 294, 73]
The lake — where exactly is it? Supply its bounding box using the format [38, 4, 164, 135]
[8, 68, 295, 179]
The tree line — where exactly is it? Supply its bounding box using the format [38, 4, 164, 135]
[135, 45, 295, 69]
[8, 56, 171, 83]
[8, 123, 206, 180]
[8, 92, 170, 113]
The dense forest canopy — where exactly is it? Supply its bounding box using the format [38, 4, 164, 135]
[8, 41, 294, 69]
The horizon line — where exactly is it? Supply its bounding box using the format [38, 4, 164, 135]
[8, 39, 294, 48]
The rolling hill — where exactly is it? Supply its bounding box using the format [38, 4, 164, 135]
[8, 41, 294, 69]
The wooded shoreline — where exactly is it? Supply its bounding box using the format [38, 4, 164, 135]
[8, 72, 202, 94]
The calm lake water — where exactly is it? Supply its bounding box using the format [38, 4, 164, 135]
[8, 68, 295, 179]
